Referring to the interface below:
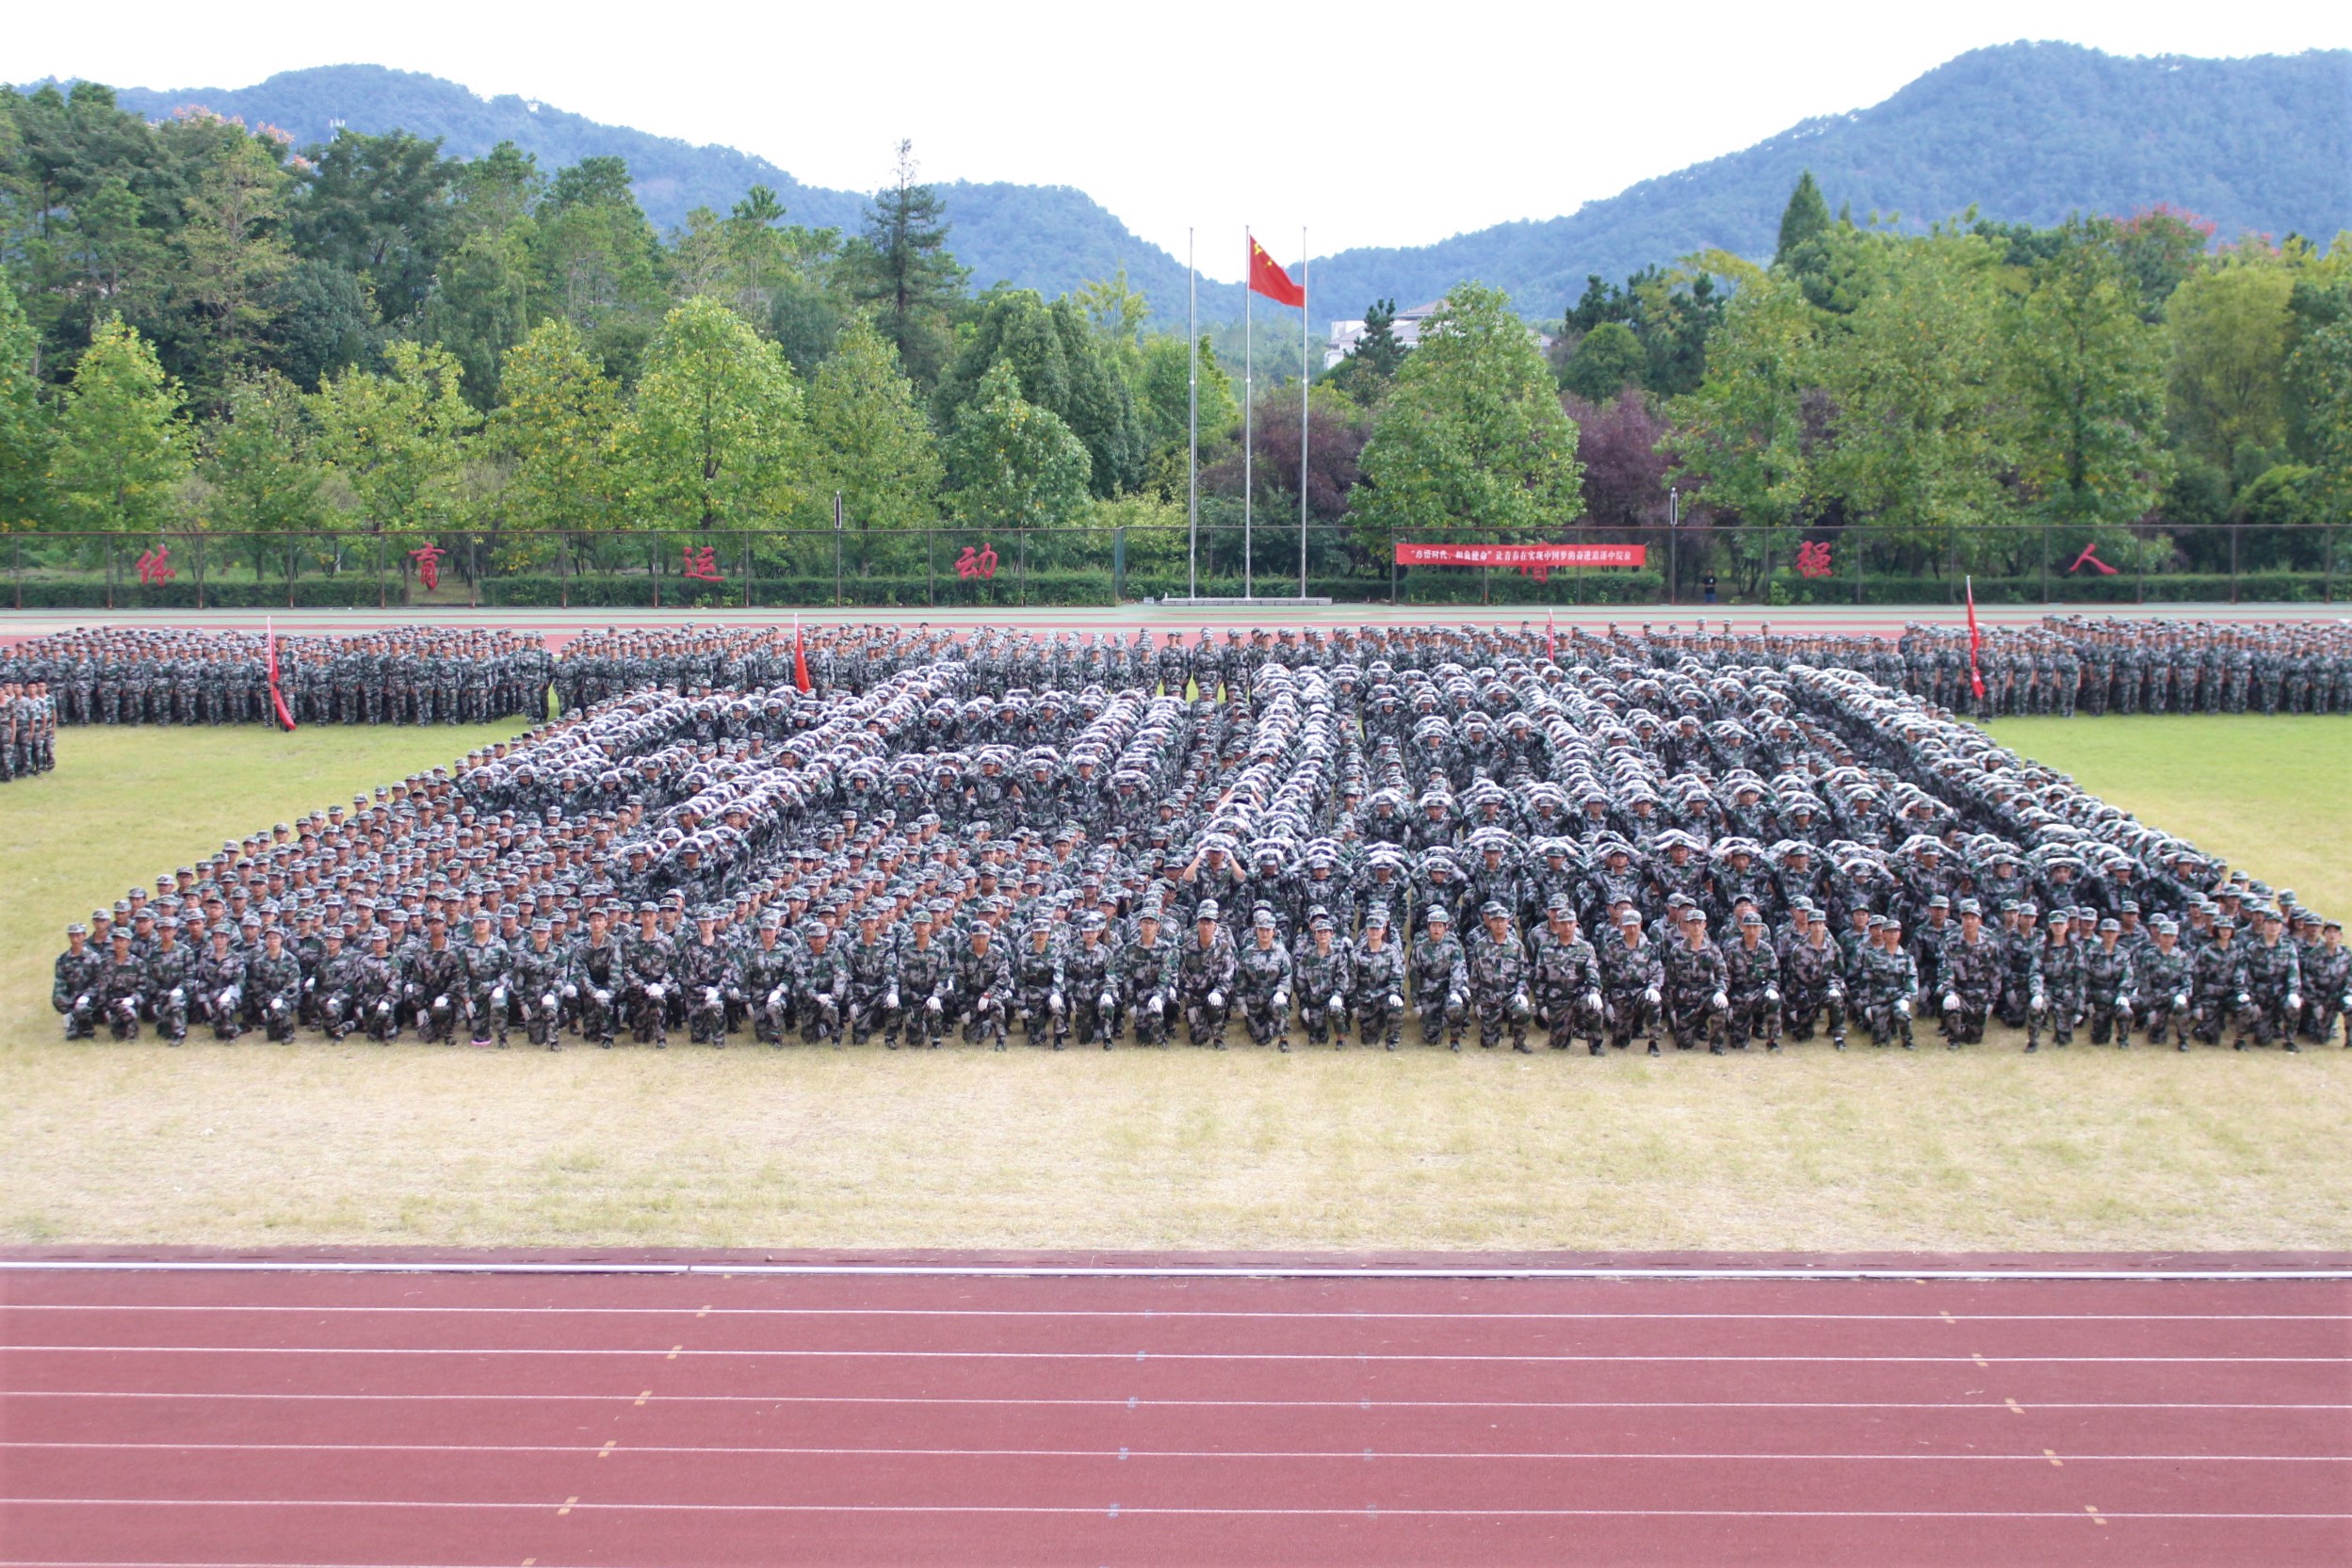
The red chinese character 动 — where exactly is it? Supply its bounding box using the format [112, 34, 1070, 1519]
[408, 543, 446, 591]
[954, 544, 999, 581]
[135, 545, 176, 586]
[682, 544, 723, 582]
[1795, 541, 1835, 579]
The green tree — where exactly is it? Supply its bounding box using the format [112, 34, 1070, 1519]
[1352, 282, 1583, 538]
[168, 119, 297, 407]
[840, 141, 966, 389]
[944, 360, 1092, 530]
[311, 338, 475, 533]
[47, 315, 188, 533]
[1135, 331, 1237, 494]
[1561, 320, 1646, 400]
[487, 320, 621, 534]
[200, 371, 329, 575]
[2290, 315, 2352, 514]
[621, 296, 804, 529]
[1663, 271, 1815, 534]
[933, 289, 1144, 497]
[1322, 299, 1406, 404]
[1774, 171, 1831, 267]
[0, 273, 53, 525]
[2166, 255, 2295, 483]
[290, 129, 454, 328]
[805, 316, 942, 538]
[533, 155, 664, 379]
[2003, 220, 2170, 526]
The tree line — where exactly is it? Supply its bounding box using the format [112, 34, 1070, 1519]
[0, 74, 2344, 596]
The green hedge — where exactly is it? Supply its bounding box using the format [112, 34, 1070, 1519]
[8, 578, 391, 609]
[1770, 571, 2344, 606]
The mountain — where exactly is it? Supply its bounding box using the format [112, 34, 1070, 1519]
[1304, 42, 2352, 323]
[88, 42, 2352, 331]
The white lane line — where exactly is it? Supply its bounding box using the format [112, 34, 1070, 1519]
[10, 1304, 2344, 1322]
[8, 1497, 2349, 1520]
[7, 1260, 2349, 1281]
[6, 1344, 2339, 1364]
[8, 1441, 2342, 1463]
[13, 1389, 2342, 1410]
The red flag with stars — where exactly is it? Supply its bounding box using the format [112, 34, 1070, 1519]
[1248, 235, 1305, 307]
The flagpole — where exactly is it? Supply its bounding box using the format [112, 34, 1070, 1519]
[1187, 227, 1198, 604]
[1243, 228, 1254, 602]
[1299, 225, 1308, 601]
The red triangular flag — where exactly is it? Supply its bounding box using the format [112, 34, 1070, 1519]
[1965, 578, 1985, 703]
[1546, 608, 1556, 662]
[793, 614, 811, 694]
[1248, 235, 1306, 308]
[265, 617, 298, 732]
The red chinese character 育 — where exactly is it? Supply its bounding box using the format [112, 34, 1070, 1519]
[135, 545, 175, 586]
[1795, 541, 1835, 579]
[408, 543, 446, 591]
[682, 544, 723, 582]
[954, 544, 999, 581]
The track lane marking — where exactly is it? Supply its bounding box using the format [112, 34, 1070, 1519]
[8, 1261, 2349, 1280]
[8, 1497, 2347, 1519]
[7, 1441, 2338, 1462]
[8, 1344, 2337, 1363]
[16, 1390, 2342, 1410]
[15, 1304, 2345, 1322]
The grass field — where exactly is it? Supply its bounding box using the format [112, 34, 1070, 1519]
[3, 717, 2348, 1254]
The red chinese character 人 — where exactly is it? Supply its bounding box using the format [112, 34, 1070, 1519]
[682, 544, 723, 582]
[1795, 541, 1835, 579]
[135, 545, 175, 586]
[408, 543, 446, 591]
[954, 544, 999, 581]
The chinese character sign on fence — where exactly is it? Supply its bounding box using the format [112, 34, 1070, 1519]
[682, 544, 723, 583]
[955, 544, 999, 581]
[408, 544, 446, 592]
[1795, 541, 1835, 579]
[135, 545, 175, 586]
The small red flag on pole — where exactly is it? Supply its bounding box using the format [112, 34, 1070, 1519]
[1546, 607, 1557, 663]
[1965, 577, 1986, 703]
[792, 613, 811, 694]
[265, 617, 298, 732]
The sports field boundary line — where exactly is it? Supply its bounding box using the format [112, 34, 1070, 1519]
[6, 1259, 2352, 1281]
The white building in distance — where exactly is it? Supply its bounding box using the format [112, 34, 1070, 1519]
[1324, 300, 1553, 368]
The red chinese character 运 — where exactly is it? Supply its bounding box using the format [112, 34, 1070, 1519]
[408, 543, 446, 591]
[682, 544, 723, 582]
[954, 544, 999, 581]
[1795, 541, 1835, 579]
[135, 545, 176, 586]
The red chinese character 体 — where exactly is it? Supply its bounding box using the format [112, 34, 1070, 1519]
[135, 545, 176, 586]
[954, 544, 999, 581]
[1795, 541, 1835, 579]
[408, 543, 446, 592]
[682, 544, 724, 583]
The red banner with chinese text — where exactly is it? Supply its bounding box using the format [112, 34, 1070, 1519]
[1394, 542, 1646, 569]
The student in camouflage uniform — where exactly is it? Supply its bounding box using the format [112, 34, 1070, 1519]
[1662, 909, 1731, 1054]
[511, 921, 569, 1049]
[1408, 906, 1468, 1050]
[798, 922, 852, 1045]
[245, 926, 305, 1043]
[1854, 916, 1919, 1049]
[2239, 907, 2303, 1050]
[952, 918, 1012, 1048]
[53, 922, 104, 1039]
[1348, 907, 1409, 1051]
[1237, 907, 1295, 1049]
[678, 912, 736, 1046]
[1937, 901, 2003, 1047]
[1293, 910, 1353, 1047]
[2036, 911, 2085, 1049]
[460, 912, 513, 1047]
[2133, 919, 2196, 1050]
[2189, 916, 2248, 1047]
[2296, 918, 2349, 1045]
[2082, 917, 2137, 1046]
[1466, 900, 1533, 1052]
[1528, 897, 1603, 1054]
[1722, 910, 1782, 1053]
[1179, 901, 1239, 1048]
[1119, 907, 1178, 1047]
[892, 906, 957, 1049]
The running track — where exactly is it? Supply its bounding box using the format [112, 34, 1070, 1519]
[4, 1259, 2348, 1566]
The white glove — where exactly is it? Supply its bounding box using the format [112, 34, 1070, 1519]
[593, 988, 611, 1007]
[2288, 993, 2302, 1012]
[1711, 992, 1728, 1012]
[1100, 992, 1117, 1013]
[1048, 991, 1064, 1014]
[1387, 993, 1403, 1010]
[1330, 992, 1346, 1012]
[1894, 998, 1911, 1019]
[563, 983, 579, 999]
[885, 989, 900, 1010]
[1272, 991, 1290, 1012]
[926, 995, 943, 1015]
[704, 987, 722, 1008]
[1583, 990, 1601, 1011]
[1448, 991, 1465, 1010]
[1207, 990, 1224, 1010]
[1943, 994, 1961, 1013]
[542, 992, 559, 1012]
[76, 993, 90, 1009]
[1764, 988, 1780, 1005]
[2030, 994, 2046, 1013]
[169, 986, 185, 1003]
[376, 1000, 394, 1015]
[2236, 992, 2250, 1009]
[491, 986, 509, 1008]
[1827, 983, 1844, 1002]
[1149, 994, 1165, 1016]
[2174, 993, 2189, 1010]
[647, 983, 665, 1001]
[1643, 987, 1661, 1006]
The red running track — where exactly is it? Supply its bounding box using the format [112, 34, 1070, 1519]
[2, 1266, 2347, 1567]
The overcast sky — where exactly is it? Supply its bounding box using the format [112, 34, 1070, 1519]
[11, 2, 2346, 280]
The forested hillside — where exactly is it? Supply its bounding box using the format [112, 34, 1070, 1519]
[61, 41, 2352, 327]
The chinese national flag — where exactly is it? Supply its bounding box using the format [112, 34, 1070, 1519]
[1965, 577, 1986, 702]
[793, 613, 811, 694]
[1248, 236, 1305, 307]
